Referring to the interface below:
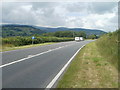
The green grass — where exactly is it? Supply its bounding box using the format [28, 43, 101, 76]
[2, 36, 74, 46]
[96, 30, 119, 69]
[1, 36, 74, 52]
[1, 42, 55, 52]
[57, 41, 118, 88]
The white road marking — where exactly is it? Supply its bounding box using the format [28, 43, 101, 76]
[46, 45, 86, 88]
[0, 44, 73, 68]
[27, 55, 33, 57]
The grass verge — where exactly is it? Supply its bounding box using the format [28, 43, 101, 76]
[57, 41, 118, 88]
[0, 42, 55, 52]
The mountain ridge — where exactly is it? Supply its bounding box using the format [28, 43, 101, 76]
[1, 24, 107, 37]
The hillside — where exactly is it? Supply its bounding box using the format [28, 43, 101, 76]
[1, 24, 46, 37]
[34, 26, 106, 35]
[1, 24, 106, 37]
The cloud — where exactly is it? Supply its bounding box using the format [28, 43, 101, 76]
[2, 2, 118, 32]
[82, 13, 117, 31]
[89, 2, 117, 14]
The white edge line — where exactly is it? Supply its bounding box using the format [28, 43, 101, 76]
[46, 44, 86, 88]
[0, 44, 73, 68]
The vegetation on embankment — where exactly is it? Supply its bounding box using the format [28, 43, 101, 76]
[96, 29, 119, 70]
[57, 29, 119, 88]
[1, 36, 74, 52]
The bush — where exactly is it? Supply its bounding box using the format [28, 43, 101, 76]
[2, 36, 74, 46]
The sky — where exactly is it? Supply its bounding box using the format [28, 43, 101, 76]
[1, 2, 118, 32]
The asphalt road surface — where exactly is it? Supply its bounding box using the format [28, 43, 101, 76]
[2, 40, 93, 88]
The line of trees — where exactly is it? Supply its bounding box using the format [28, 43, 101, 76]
[42, 31, 86, 38]
[42, 31, 99, 39]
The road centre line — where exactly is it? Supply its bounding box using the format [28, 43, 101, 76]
[0, 44, 73, 68]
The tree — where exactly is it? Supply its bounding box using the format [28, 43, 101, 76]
[88, 34, 97, 39]
[74, 31, 86, 38]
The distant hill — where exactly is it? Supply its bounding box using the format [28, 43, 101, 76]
[33, 26, 106, 35]
[1, 24, 106, 37]
[1, 24, 46, 37]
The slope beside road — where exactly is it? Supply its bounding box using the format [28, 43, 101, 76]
[2, 40, 93, 88]
[57, 41, 118, 88]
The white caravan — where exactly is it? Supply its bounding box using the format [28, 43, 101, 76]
[75, 37, 84, 41]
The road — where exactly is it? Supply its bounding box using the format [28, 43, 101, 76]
[2, 40, 93, 88]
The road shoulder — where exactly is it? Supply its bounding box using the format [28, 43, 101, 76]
[57, 42, 118, 88]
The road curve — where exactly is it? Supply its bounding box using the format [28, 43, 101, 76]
[2, 40, 93, 88]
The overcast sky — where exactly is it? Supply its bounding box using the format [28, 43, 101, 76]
[2, 2, 118, 32]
